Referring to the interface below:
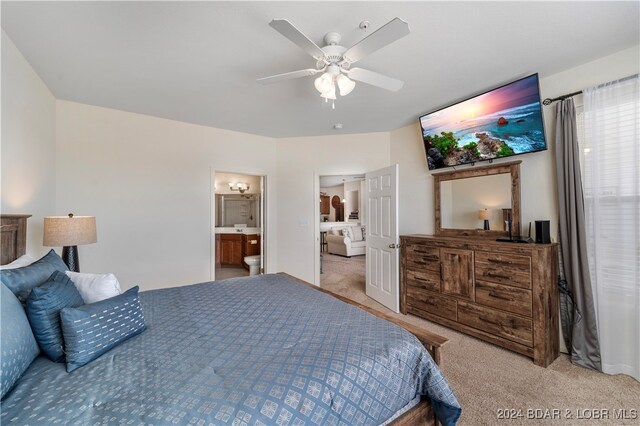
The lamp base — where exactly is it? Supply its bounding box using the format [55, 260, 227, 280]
[62, 246, 79, 272]
[483, 219, 490, 230]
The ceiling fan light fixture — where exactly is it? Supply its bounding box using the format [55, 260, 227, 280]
[320, 83, 336, 100]
[314, 72, 333, 94]
[336, 74, 356, 96]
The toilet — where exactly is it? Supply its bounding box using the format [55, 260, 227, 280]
[244, 255, 261, 276]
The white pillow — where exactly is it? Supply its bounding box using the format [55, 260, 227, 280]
[65, 272, 122, 304]
[0, 254, 35, 270]
[351, 226, 364, 242]
[341, 228, 353, 239]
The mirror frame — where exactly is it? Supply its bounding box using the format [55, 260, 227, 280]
[434, 160, 521, 239]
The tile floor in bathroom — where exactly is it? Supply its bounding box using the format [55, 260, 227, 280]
[215, 267, 249, 280]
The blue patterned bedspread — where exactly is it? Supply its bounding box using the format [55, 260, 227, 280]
[1, 274, 460, 425]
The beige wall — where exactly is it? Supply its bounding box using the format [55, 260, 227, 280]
[276, 132, 390, 283]
[1, 31, 57, 258]
[55, 101, 277, 291]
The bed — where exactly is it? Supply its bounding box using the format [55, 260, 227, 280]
[0, 215, 461, 425]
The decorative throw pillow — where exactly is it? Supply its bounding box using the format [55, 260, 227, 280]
[351, 226, 364, 242]
[65, 271, 121, 304]
[0, 283, 40, 398]
[0, 250, 68, 302]
[0, 254, 35, 270]
[26, 271, 85, 362]
[341, 227, 352, 239]
[61, 286, 146, 372]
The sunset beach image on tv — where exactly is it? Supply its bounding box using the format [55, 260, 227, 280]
[420, 74, 547, 170]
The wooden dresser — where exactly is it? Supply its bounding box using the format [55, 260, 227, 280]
[400, 235, 559, 367]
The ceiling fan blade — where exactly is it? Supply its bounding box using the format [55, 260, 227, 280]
[269, 19, 325, 60]
[348, 68, 404, 92]
[256, 68, 321, 85]
[343, 18, 410, 64]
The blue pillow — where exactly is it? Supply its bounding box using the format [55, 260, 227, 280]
[1, 283, 40, 399]
[60, 286, 146, 372]
[0, 250, 68, 303]
[26, 271, 85, 362]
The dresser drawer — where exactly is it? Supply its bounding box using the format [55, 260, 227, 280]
[406, 268, 440, 293]
[475, 251, 531, 289]
[458, 302, 532, 346]
[475, 280, 532, 317]
[405, 244, 440, 271]
[407, 287, 457, 321]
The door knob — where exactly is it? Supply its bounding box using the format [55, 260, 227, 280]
[389, 243, 400, 249]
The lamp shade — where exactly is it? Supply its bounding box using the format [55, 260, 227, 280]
[314, 73, 333, 94]
[336, 74, 356, 96]
[320, 83, 336, 100]
[43, 215, 97, 247]
[478, 209, 492, 220]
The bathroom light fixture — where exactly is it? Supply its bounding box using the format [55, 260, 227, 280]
[229, 182, 250, 194]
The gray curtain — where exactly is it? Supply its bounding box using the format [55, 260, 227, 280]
[555, 99, 601, 371]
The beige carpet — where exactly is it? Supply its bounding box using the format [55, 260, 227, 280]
[320, 252, 365, 288]
[319, 262, 640, 425]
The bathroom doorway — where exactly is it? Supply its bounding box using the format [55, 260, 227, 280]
[212, 171, 266, 281]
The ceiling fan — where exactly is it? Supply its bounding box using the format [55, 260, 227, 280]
[257, 18, 410, 108]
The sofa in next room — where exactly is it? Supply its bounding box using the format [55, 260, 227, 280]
[326, 225, 366, 257]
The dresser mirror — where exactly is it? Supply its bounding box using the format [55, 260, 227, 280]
[434, 160, 521, 238]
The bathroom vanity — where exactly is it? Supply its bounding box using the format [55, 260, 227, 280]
[215, 228, 261, 270]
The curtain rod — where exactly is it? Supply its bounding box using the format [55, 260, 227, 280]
[542, 74, 639, 106]
[542, 91, 582, 106]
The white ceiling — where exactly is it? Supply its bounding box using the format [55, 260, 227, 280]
[2, 2, 638, 138]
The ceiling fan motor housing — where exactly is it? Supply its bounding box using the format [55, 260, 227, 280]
[321, 44, 348, 66]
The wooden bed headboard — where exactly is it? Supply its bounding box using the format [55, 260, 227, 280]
[1, 214, 31, 265]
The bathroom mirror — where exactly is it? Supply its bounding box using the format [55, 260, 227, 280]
[215, 194, 261, 227]
[434, 161, 521, 238]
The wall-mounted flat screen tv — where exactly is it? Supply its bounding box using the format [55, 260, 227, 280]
[419, 73, 547, 170]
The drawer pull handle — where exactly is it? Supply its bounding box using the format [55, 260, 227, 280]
[487, 272, 511, 280]
[422, 255, 438, 261]
[488, 291, 512, 301]
[411, 248, 429, 253]
[488, 258, 513, 265]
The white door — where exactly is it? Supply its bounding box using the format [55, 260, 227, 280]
[365, 164, 399, 313]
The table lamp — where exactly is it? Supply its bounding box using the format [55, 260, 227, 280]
[478, 209, 491, 230]
[43, 214, 97, 272]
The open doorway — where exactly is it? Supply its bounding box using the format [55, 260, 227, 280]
[317, 174, 366, 294]
[213, 172, 265, 280]
[314, 166, 401, 313]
